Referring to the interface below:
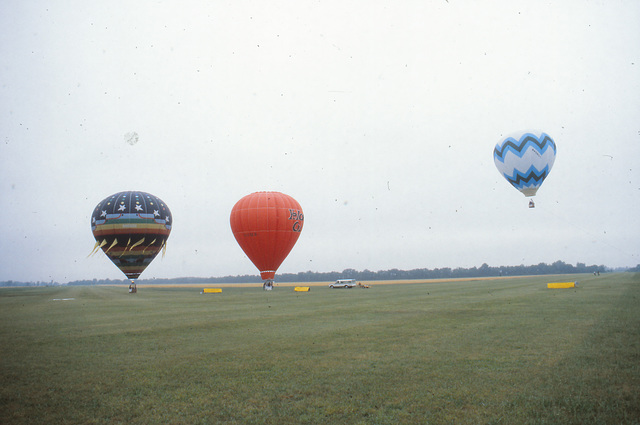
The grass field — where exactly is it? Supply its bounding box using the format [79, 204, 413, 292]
[1, 273, 638, 424]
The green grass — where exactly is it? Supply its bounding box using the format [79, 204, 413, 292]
[1, 273, 639, 424]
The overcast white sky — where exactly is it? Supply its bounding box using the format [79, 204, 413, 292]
[1, 0, 639, 283]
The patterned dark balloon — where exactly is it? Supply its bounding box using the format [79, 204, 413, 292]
[90, 191, 172, 281]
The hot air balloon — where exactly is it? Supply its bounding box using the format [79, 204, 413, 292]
[230, 192, 304, 289]
[90, 191, 172, 291]
[493, 132, 557, 207]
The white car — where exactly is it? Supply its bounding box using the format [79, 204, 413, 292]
[329, 279, 356, 289]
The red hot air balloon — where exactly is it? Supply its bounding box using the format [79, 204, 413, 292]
[90, 191, 172, 290]
[230, 192, 304, 287]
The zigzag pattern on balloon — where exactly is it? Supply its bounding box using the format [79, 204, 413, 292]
[504, 165, 552, 190]
[493, 133, 556, 161]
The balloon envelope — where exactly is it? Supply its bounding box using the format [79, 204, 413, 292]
[90, 191, 172, 281]
[230, 192, 304, 281]
[493, 132, 556, 197]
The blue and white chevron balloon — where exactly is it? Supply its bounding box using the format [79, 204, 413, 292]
[494, 132, 556, 197]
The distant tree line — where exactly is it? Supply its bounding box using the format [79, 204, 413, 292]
[626, 264, 640, 272]
[0, 261, 622, 287]
[0, 278, 124, 287]
[214, 260, 607, 283]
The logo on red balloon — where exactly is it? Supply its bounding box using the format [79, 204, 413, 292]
[289, 209, 304, 232]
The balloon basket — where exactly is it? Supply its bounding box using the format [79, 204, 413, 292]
[263, 281, 274, 291]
